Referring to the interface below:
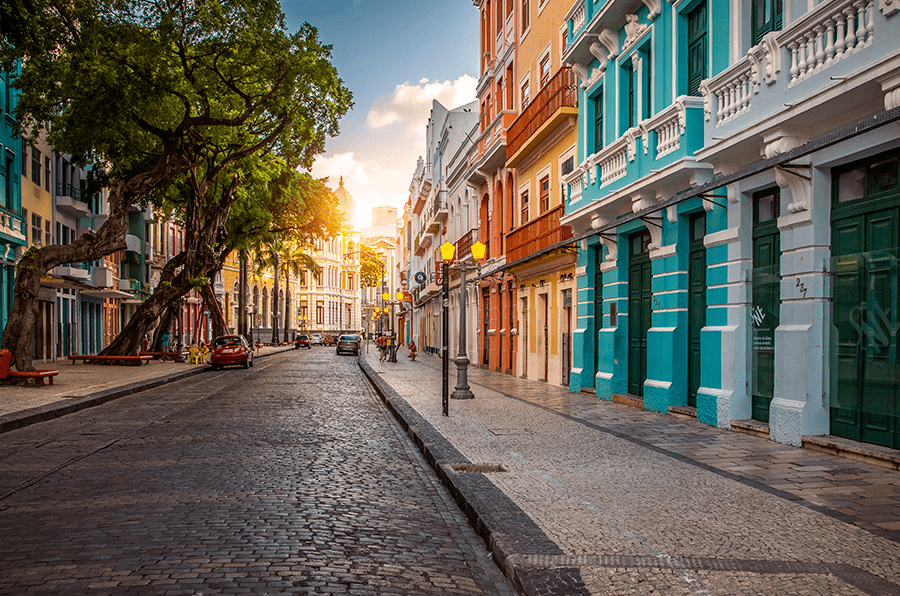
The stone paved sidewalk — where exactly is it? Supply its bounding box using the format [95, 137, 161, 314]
[361, 351, 900, 596]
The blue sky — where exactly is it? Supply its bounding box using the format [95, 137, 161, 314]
[281, 1, 479, 228]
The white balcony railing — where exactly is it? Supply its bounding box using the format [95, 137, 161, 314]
[644, 96, 704, 158]
[566, 169, 584, 204]
[571, 3, 585, 34]
[701, 0, 876, 127]
[779, 0, 874, 86]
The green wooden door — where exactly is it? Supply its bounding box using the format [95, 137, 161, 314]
[832, 209, 900, 447]
[629, 231, 652, 396]
[832, 151, 900, 449]
[688, 213, 706, 408]
[752, 189, 780, 422]
[594, 247, 604, 380]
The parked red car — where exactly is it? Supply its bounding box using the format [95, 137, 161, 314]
[210, 335, 254, 370]
[294, 334, 311, 349]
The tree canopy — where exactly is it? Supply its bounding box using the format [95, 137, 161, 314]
[1, 0, 353, 370]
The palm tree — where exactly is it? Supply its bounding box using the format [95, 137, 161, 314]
[254, 237, 320, 343]
[279, 244, 320, 340]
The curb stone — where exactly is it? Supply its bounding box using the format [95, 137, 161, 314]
[357, 356, 592, 596]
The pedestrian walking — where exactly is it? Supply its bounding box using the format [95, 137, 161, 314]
[376, 334, 387, 362]
[160, 332, 171, 361]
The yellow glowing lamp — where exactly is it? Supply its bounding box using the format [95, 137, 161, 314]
[382, 291, 390, 302]
[471, 240, 487, 261]
[396, 291, 404, 301]
[439, 241, 456, 262]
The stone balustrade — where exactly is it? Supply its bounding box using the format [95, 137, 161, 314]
[779, 0, 874, 85]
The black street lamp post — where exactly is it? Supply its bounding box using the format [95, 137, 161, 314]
[439, 239, 486, 412]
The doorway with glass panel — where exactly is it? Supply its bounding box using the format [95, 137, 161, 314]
[831, 150, 900, 449]
[751, 189, 781, 423]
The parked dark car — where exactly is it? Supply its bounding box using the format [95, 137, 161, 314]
[336, 334, 360, 356]
[210, 335, 253, 370]
[294, 334, 311, 349]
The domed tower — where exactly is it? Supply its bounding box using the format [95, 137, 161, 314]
[333, 176, 357, 229]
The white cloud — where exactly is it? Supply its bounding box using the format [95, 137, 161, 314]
[366, 75, 478, 130]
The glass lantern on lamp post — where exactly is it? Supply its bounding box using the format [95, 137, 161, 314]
[440, 240, 486, 403]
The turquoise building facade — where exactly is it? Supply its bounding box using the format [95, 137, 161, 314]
[0, 66, 27, 335]
[562, 0, 900, 449]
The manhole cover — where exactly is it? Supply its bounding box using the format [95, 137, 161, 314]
[450, 463, 506, 473]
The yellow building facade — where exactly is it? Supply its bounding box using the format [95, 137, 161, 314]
[504, 0, 578, 387]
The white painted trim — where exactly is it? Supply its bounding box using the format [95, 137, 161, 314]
[653, 269, 688, 278]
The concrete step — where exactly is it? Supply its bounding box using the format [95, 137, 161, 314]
[731, 418, 770, 439]
[802, 434, 900, 471]
[669, 405, 697, 420]
[611, 393, 643, 408]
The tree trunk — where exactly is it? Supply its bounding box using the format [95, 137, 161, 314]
[1, 189, 129, 371]
[271, 255, 280, 344]
[283, 271, 291, 341]
[101, 170, 237, 356]
[0, 151, 185, 371]
[150, 305, 176, 352]
[201, 282, 228, 339]
[239, 249, 247, 337]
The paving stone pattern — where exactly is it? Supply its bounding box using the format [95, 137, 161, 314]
[370, 354, 900, 596]
[0, 350, 514, 595]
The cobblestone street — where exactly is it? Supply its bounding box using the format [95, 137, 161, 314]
[0, 349, 514, 595]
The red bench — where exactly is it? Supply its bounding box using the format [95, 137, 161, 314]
[4, 369, 60, 386]
[67, 355, 153, 366]
[0, 350, 60, 386]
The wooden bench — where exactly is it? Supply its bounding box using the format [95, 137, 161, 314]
[67, 355, 153, 366]
[139, 351, 178, 360]
[4, 369, 60, 386]
[0, 350, 59, 386]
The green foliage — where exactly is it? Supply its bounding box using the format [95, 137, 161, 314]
[4, 0, 353, 183]
[359, 244, 385, 288]
[188, 276, 210, 292]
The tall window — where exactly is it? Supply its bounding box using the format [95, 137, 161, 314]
[627, 64, 636, 129]
[0, 158, 8, 208]
[521, 80, 530, 108]
[561, 156, 574, 201]
[643, 51, 652, 119]
[539, 176, 550, 213]
[521, 189, 530, 224]
[31, 148, 41, 185]
[539, 55, 550, 88]
[522, 0, 530, 33]
[752, 0, 782, 44]
[687, 1, 708, 96]
[593, 92, 604, 153]
[44, 157, 51, 191]
[31, 213, 41, 246]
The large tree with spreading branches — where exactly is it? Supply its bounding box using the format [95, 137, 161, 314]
[1, 0, 352, 369]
